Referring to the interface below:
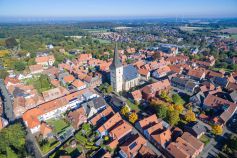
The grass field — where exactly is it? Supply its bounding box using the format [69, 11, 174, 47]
[93, 38, 111, 44]
[83, 28, 109, 33]
[126, 100, 140, 112]
[231, 34, 237, 40]
[47, 118, 70, 134]
[40, 138, 60, 155]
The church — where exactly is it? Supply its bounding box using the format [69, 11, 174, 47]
[110, 44, 140, 92]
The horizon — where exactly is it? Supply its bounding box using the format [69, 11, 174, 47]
[1, 0, 237, 21]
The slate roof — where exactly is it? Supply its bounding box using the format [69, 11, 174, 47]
[123, 65, 139, 81]
[185, 122, 206, 137]
[110, 43, 122, 69]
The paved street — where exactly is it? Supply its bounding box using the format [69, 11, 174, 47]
[0, 79, 14, 122]
[25, 129, 43, 158]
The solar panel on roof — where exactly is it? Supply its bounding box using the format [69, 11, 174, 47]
[129, 142, 137, 150]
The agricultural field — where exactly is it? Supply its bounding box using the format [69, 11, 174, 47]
[83, 28, 109, 33]
[220, 27, 237, 34]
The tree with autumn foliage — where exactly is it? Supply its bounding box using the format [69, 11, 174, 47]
[185, 109, 196, 122]
[120, 105, 130, 116]
[167, 110, 180, 126]
[212, 124, 223, 135]
[174, 104, 184, 114]
[129, 112, 138, 124]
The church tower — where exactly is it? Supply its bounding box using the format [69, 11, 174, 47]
[110, 43, 123, 92]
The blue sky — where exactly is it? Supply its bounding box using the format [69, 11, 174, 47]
[0, 0, 237, 18]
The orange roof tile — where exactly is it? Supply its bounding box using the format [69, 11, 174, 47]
[71, 80, 85, 88]
[63, 75, 75, 83]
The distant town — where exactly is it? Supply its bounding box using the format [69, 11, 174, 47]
[0, 18, 237, 158]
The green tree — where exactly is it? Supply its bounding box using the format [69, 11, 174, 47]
[167, 111, 180, 126]
[156, 104, 168, 119]
[0, 123, 26, 157]
[14, 61, 26, 71]
[172, 94, 185, 105]
[0, 70, 9, 79]
[5, 37, 18, 48]
[82, 123, 92, 137]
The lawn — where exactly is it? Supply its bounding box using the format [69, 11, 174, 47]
[47, 118, 70, 134]
[199, 134, 211, 145]
[126, 100, 140, 112]
[40, 138, 60, 155]
[24, 75, 53, 93]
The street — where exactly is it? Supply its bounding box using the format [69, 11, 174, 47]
[0, 79, 14, 122]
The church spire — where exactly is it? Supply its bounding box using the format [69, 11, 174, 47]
[111, 43, 122, 69]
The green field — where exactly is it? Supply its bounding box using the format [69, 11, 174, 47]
[83, 29, 109, 33]
[199, 134, 211, 145]
[231, 34, 237, 40]
[93, 38, 111, 44]
[47, 118, 70, 134]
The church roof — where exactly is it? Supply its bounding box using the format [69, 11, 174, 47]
[110, 43, 122, 69]
[123, 65, 139, 81]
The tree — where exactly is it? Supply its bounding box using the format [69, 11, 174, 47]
[211, 125, 223, 135]
[156, 104, 168, 119]
[106, 85, 113, 93]
[82, 123, 92, 137]
[172, 94, 185, 105]
[174, 104, 184, 114]
[129, 112, 138, 124]
[14, 61, 26, 71]
[0, 70, 9, 79]
[185, 109, 196, 122]
[167, 111, 180, 126]
[120, 105, 130, 116]
[0, 123, 26, 157]
[5, 37, 18, 48]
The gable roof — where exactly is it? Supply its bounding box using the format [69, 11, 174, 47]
[138, 114, 160, 130]
[123, 65, 139, 81]
[120, 134, 147, 158]
[131, 90, 142, 101]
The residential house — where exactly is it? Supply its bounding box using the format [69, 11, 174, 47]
[97, 112, 123, 137]
[29, 64, 44, 74]
[23, 89, 96, 133]
[152, 66, 171, 79]
[171, 77, 199, 95]
[83, 73, 102, 88]
[90, 106, 114, 127]
[119, 134, 147, 158]
[136, 114, 171, 149]
[67, 107, 87, 129]
[142, 79, 171, 100]
[203, 94, 237, 124]
[187, 69, 205, 81]
[40, 122, 53, 139]
[130, 90, 142, 103]
[71, 80, 86, 91]
[62, 75, 75, 86]
[35, 55, 55, 69]
[138, 68, 150, 80]
[42, 87, 69, 102]
[166, 132, 204, 158]
[82, 97, 106, 119]
[184, 122, 207, 139]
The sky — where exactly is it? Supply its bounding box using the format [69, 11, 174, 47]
[0, 0, 237, 18]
